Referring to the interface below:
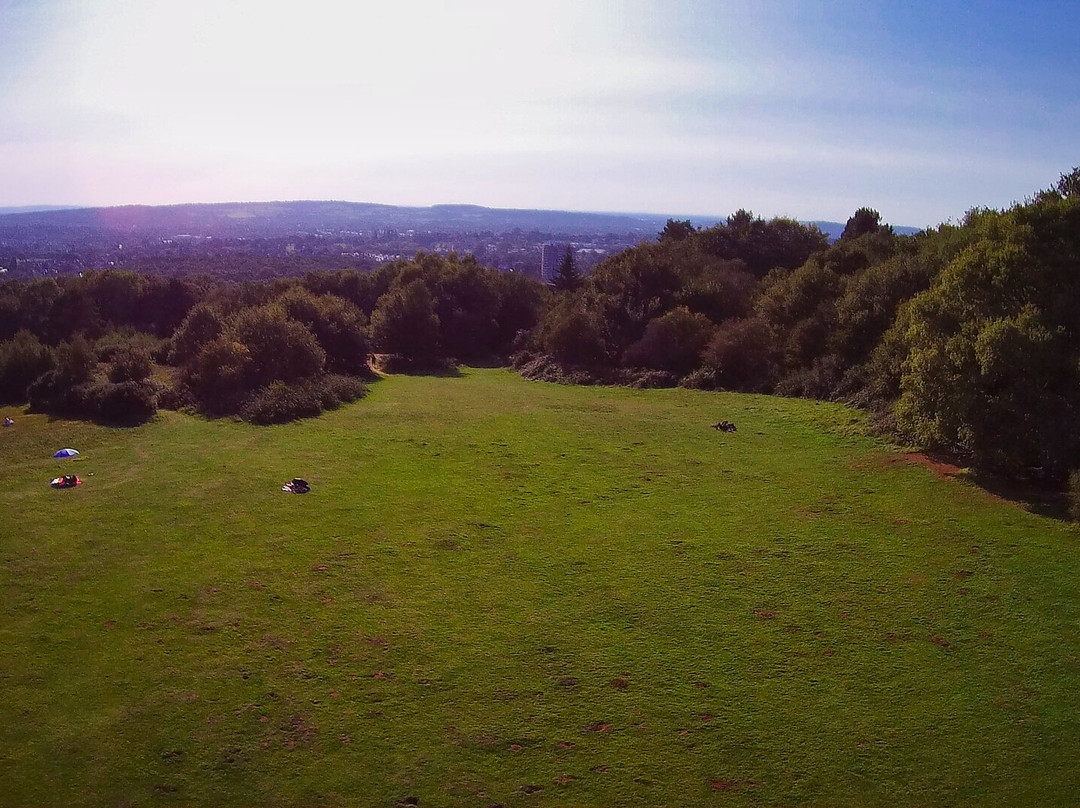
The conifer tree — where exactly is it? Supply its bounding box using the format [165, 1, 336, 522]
[551, 246, 583, 292]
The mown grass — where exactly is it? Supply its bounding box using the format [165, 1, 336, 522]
[1, 368, 1078, 807]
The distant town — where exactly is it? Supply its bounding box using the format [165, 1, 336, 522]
[0, 200, 912, 282]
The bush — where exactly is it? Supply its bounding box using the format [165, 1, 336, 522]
[0, 330, 55, 403]
[27, 374, 160, 425]
[1069, 470, 1080, 522]
[370, 279, 441, 364]
[621, 307, 714, 375]
[775, 354, 848, 400]
[170, 304, 225, 366]
[106, 344, 153, 383]
[27, 370, 77, 414]
[227, 304, 326, 387]
[679, 367, 722, 390]
[623, 369, 679, 389]
[157, 383, 195, 412]
[702, 317, 776, 392]
[534, 302, 607, 368]
[514, 353, 603, 385]
[90, 379, 161, 425]
[95, 332, 167, 363]
[186, 338, 252, 415]
[240, 375, 368, 425]
[276, 288, 372, 376]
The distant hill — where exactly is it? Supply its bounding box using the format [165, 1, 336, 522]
[0, 200, 697, 240]
[0, 205, 83, 216]
[0, 200, 918, 242]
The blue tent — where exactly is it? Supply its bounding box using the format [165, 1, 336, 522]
[53, 448, 79, 458]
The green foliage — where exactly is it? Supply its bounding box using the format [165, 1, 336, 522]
[276, 288, 371, 375]
[535, 300, 608, 367]
[227, 304, 326, 387]
[551, 245, 584, 293]
[105, 343, 153, 383]
[240, 375, 367, 424]
[86, 378, 161, 424]
[187, 338, 251, 415]
[841, 207, 890, 240]
[170, 303, 225, 365]
[54, 335, 97, 386]
[894, 195, 1080, 476]
[658, 218, 696, 242]
[622, 306, 714, 375]
[697, 209, 829, 276]
[701, 316, 776, 391]
[756, 260, 844, 370]
[370, 278, 441, 364]
[1069, 470, 1080, 521]
[0, 330, 55, 403]
[493, 269, 550, 351]
[429, 257, 503, 360]
[832, 249, 937, 364]
[1056, 166, 1080, 198]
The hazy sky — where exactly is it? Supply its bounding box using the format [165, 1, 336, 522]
[2, 0, 1077, 226]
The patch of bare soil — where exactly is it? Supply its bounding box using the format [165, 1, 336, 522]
[903, 452, 962, 480]
[902, 452, 1069, 517]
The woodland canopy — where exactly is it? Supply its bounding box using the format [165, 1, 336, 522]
[1, 169, 1078, 482]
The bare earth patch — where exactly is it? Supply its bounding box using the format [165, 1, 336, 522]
[903, 452, 962, 480]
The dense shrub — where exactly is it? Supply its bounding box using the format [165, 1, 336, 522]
[679, 367, 722, 390]
[701, 317, 775, 392]
[156, 382, 195, 412]
[0, 330, 55, 403]
[623, 369, 680, 389]
[106, 344, 153, 383]
[185, 338, 252, 415]
[369, 279, 441, 364]
[227, 305, 326, 387]
[894, 193, 1080, 478]
[28, 374, 160, 425]
[88, 379, 161, 424]
[169, 304, 225, 365]
[534, 302, 608, 367]
[276, 288, 371, 375]
[95, 331, 168, 364]
[622, 307, 714, 374]
[513, 353, 604, 385]
[240, 375, 367, 424]
[775, 354, 848, 399]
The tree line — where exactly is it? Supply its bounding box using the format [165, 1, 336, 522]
[1, 169, 1078, 486]
[0, 253, 549, 424]
[515, 169, 1080, 483]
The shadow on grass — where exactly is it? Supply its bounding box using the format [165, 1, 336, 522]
[906, 449, 1074, 522]
[372, 354, 465, 378]
[396, 365, 465, 378]
[966, 471, 1072, 521]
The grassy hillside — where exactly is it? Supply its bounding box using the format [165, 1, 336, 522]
[1, 369, 1077, 807]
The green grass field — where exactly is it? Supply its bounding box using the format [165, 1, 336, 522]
[2, 368, 1078, 807]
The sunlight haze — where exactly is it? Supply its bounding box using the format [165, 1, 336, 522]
[2, 0, 1077, 226]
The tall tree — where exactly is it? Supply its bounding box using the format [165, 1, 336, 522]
[842, 208, 888, 240]
[658, 219, 696, 242]
[551, 246, 583, 292]
[369, 279, 441, 364]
